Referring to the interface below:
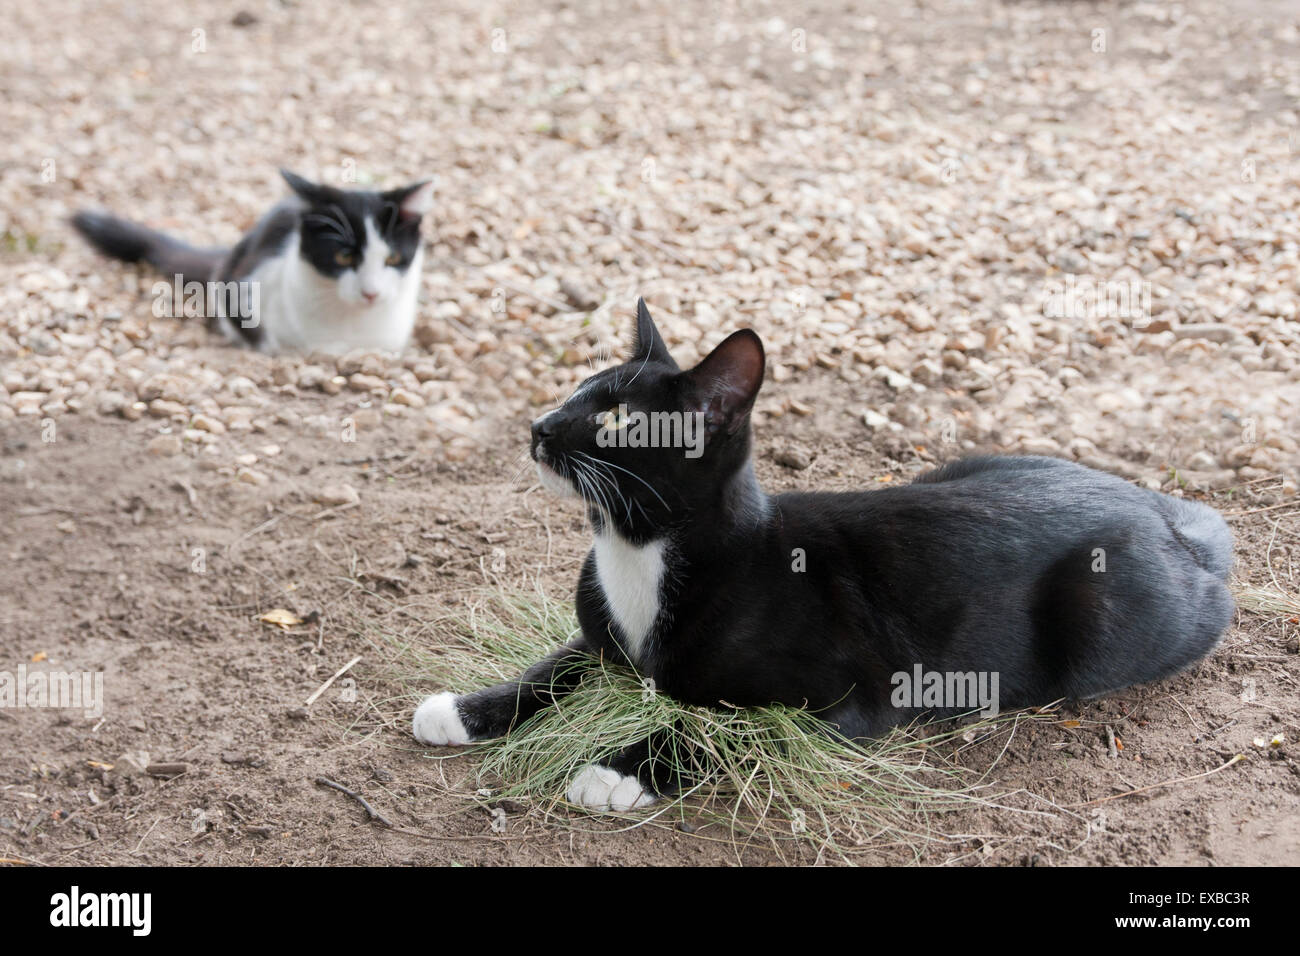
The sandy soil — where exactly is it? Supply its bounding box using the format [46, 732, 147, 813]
[1, 408, 1297, 866]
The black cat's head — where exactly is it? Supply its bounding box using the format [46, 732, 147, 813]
[281, 170, 434, 308]
[530, 299, 766, 541]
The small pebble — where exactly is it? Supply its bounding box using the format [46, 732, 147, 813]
[147, 434, 183, 457]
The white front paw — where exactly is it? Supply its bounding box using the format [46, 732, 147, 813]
[566, 763, 656, 812]
[412, 692, 471, 746]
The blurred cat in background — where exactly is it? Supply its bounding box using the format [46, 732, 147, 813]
[72, 170, 433, 354]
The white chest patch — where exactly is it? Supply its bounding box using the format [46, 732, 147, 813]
[593, 530, 666, 662]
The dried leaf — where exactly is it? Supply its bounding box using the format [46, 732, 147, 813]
[259, 608, 303, 629]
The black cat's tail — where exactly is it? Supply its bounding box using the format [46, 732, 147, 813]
[71, 211, 224, 287]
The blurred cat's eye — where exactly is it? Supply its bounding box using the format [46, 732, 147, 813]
[385, 252, 402, 266]
[598, 406, 631, 431]
[334, 250, 355, 267]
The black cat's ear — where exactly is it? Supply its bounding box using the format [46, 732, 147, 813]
[631, 298, 677, 369]
[683, 329, 765, 434]
[384, 179, 436, 219]
[281, 170, 324, 203]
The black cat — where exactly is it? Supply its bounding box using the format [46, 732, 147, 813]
[72, 170, 432, 353]
[413, 300, 1234, 811]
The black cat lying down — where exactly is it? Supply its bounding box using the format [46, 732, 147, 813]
[413, 300, 1234, 811]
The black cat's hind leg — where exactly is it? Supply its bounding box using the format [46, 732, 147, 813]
[412, 639, 593, 746]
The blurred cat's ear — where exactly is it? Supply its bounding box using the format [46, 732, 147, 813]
[683, 329, 765, 434]
[631, 298, 678, 369]
[281, 170, 324, 203]
[386, 179, 436, 219]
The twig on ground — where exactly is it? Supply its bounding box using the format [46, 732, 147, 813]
[146, 762, 188, 778]
[1194, 719, 1237, 743]
[1223, 502, 1300, 518]
[336, 452, 409, 466]
[171, 479, 197, 506]
[310, 501, 360, 522]
[388, 825, 527, 842]
[305, 655, 362, 706]
[314, 777, 393, 828]
[1067, 754, 1246, 809]
[131, 815, 163, 854]
[15, 506, 86, 518]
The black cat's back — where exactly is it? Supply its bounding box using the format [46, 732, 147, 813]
[910, 453, 1232, 579]
[747, 455, 1234, 729]
[219, 200, 300, 282]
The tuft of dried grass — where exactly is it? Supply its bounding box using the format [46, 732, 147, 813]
[377, 589, 1056, 862]
[1234, 584, 1300, 620]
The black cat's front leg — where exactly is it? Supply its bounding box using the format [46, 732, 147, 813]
[566, 727, 689, 812]
[412, 638, 592, 746]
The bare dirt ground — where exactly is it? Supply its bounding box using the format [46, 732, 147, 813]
[2, 413, 1298, 866]
[2, 0, 1300, 865]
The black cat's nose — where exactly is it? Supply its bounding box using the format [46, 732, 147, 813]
[531, 413, 557, 445]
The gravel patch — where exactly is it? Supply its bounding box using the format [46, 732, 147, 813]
[1, 0, 1297, 493]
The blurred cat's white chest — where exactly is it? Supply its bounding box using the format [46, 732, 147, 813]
[593, 530, 665, 662]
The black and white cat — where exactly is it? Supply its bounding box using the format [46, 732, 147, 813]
[413, 300, 1235, 812]
[72, 170, 433, 353]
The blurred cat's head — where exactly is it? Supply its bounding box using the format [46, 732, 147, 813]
[281, 170, 433, 308]
[530, 299, 766, 541]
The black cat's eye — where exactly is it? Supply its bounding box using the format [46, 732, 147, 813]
[597, 406, 631, 430]
[334, 250, 355, 267]
[385, 252, 402, 266]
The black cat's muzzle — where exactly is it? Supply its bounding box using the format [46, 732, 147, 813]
[534, 457, 577, 499]
[530, 412, 578, 498]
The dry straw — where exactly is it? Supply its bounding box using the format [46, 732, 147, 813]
[380, 589, 1058, 862]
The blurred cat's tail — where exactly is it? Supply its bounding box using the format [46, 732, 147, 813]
[1153, 492, 1234, 580]
[71, 211, 224, 287]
